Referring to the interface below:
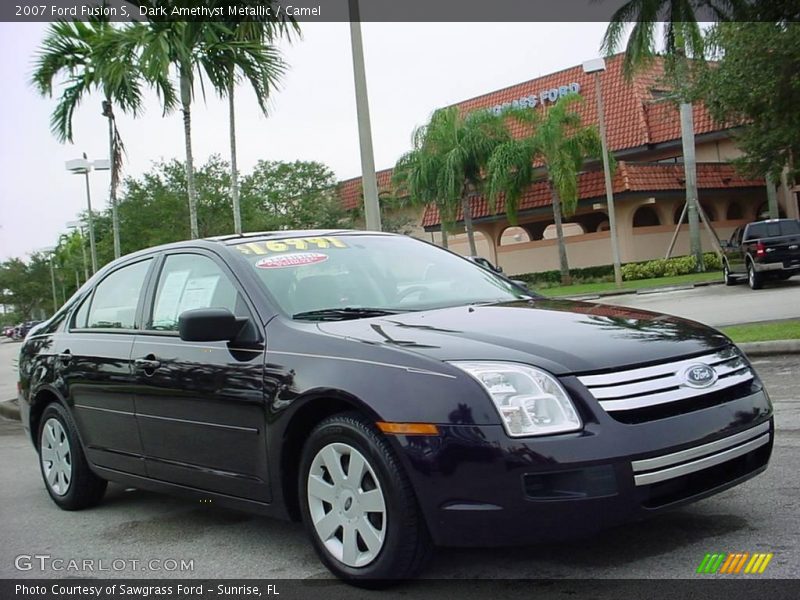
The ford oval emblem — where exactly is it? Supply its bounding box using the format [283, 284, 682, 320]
[682, 363, 718, 388]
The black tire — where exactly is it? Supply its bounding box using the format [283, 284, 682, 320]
[723, 262, 736, 286]
[747, 261, 763, 290]
[37, 402, 107, 510]
[298, 412, 432, 585]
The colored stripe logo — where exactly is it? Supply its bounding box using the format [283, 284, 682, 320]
[696, 552, 773, 574]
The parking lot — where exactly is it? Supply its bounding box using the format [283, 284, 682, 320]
[595, 278, 799, 328]
[0, 323, 798, 583]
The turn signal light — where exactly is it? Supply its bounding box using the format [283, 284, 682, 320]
[376, 422, 440, 436]
[756, 241, 766, 257]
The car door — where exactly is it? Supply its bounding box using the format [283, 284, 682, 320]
[131, 250, 269, 500]
[61, 257, 154, 476]
[727, 226, 745, 274]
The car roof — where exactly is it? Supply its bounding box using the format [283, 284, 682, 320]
[213, 229, 397, 246]
[103, 229, 400, 265]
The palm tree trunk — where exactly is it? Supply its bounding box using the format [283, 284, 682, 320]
[461, 185, 478, 256]
[679, 101, 704, 271]
[105, 103, 121, 260]
[550, 182, 572, 286]
[181, 68, 198, 239]
[228, 78, 242, 235]
[441, 225, 449, 249]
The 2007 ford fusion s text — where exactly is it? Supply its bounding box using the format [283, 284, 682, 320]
[18, 231, 773, 583]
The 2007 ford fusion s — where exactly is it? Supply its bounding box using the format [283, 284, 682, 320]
[18, 231, 773, 582]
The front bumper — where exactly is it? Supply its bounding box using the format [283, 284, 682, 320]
[391, 385, 773, 547]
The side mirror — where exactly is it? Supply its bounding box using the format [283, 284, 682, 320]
[511, 279, 531, 291]
[720, 240, 731, 249]
[178, 308, 247, 342]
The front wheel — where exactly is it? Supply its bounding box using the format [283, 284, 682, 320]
[723, 262, 736, 286]
[38, 403, 107, 510]
[299, 413, 432, 584]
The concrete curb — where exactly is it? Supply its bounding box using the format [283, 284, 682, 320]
[738, 340, 800, 356]
[564, 279, 723, 301]
[0, 398, 20, 421]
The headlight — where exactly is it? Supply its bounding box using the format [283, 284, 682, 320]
[450, 361, 582, 437]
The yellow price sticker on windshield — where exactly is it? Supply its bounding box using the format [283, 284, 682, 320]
[236, 236, 347, 255]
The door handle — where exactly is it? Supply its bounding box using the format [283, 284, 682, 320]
[58, 351, 72, 364]
[134, 356, 161, 372]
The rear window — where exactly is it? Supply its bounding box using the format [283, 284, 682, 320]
[745, 220, 800, 239]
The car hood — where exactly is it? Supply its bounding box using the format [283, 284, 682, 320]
[315, 299, 731, 375]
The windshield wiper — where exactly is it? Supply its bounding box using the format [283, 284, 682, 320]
[293, 307, 407, 321]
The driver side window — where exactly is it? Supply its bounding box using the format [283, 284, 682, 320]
[149, 253, 243, 332]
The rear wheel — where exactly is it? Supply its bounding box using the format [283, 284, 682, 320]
[299, 413, 432, 584]
[38, 403, 106, 510]
[747, 262, 763, 290]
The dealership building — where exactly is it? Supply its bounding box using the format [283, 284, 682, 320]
[338, 53, 800, 276]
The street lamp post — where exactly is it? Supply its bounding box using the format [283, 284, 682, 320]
[66, 154, 110, 275]
[348, 0, 382, 232]
[583, 58, 623, 288]
[67, 220, 90, 281]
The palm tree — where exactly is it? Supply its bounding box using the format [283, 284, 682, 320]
[122, 14, 290, 239]
[601, 2, 741, 270]
[213, 21, 294, 234]
[393, 106, 508, 255]
[487, 96, 603, 285]
[32, 18, 151, 260]
[394, 124, 453, 248]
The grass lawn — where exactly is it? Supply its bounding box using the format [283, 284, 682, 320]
[536, 271, 722, 297]
[720, 320, 800, 343]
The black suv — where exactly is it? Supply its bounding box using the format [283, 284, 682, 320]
[722, 218, 800, 289]
[18, 231, 773, 582]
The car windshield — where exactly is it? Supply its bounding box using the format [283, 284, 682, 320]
[234, 234, 531, 319]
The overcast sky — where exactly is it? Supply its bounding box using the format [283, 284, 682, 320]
[0, 21, 614, 261]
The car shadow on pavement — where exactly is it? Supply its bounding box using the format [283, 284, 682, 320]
[98, 483, 307, 542]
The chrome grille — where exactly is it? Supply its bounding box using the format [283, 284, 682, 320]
[577, 346, 754, 414]
[631, 421, 770, 486]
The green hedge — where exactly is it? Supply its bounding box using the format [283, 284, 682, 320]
[515, 253, 721, 286]
[514, 264, 614, 287]
[621, 253, 722, 281]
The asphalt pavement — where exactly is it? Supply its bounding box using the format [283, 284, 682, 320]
[595, 278, 799, 327]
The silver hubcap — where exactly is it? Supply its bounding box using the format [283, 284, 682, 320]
[307, 442, 387, 568]
[40, 418, 72, 496]
[749, 267, 754, 286]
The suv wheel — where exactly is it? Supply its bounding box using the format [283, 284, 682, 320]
[299, 413, 432, 584]
[723, 262, 736, 286]
[747, 262, 763, 290]
[38, 403, 107, 510]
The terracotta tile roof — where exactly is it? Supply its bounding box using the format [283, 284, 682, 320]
[339, 53, 729, 216]
[644, 99, 719, 144]
[337, 168, 394, 210]
[420, 162, 764, 228]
